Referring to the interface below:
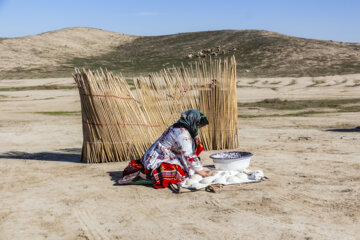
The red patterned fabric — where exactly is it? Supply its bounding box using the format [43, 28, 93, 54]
[152, 162, 188, 189]
[122, 159, 145, 176]
[122, 160, 187, 189]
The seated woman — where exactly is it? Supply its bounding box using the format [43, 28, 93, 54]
[118, 109, 215, 189]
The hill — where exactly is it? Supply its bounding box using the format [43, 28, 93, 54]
[0, 27, 139, 79]
[1, 27, 360, 79]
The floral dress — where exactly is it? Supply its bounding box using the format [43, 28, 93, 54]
[143, 126, 203, 173]
[121, 109, 208, 188]
[122, 126, 204, 188]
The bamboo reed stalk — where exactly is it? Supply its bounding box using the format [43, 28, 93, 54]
[74, 56, 239, 163]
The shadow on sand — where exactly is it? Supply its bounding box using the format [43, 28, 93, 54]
[108, 171, 123, 184]
[0, 148, 82, 163]
[108, 171, 155, 188]
[325, 126, 360, 133]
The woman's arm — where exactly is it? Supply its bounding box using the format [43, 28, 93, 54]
[174, 129, 217, 177]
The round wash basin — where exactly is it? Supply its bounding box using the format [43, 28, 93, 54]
[209, 151, 253, 170]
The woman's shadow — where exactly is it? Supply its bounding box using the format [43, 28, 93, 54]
[108, 171, 123, 185]
[108, 171, 154, 187]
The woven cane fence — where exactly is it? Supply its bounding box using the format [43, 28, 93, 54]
[74, 56, 239, 163]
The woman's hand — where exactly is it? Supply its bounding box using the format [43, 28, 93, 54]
[196, 167, 217, 177]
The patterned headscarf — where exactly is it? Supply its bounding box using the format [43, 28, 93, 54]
[173, 109, 209, 139]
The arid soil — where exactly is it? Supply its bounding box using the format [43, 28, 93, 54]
[0, 27, 139, 71]
[0, 75, 359, 240]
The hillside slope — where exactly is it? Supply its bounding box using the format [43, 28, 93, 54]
[0, 27, 139, 78]
[1, 28, 360, 79]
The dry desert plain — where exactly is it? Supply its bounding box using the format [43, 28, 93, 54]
[0, 74, 359, 240]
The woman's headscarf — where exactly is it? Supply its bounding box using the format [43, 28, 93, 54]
[173, 109, 209, 139]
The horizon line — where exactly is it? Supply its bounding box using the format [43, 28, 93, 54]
[1, 26, 359, 44]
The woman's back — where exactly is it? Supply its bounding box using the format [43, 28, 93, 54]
[141, 126, 195, 173]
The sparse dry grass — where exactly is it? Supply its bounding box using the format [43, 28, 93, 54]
[239, 98, 360, 110]
[1, 28, 360, 79]
[0, 85, 76, 91]
[238, 98, 360, 118]
[34, 111, 80, 116]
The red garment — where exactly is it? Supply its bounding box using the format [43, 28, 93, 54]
[195, 139, 204, 156]
[122, 138, 205, 189]
[122, 159, 187, 189]
[122, 159, 145, 176]
[152, 162, 187, 189]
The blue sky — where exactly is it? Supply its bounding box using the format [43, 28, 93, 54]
[0, 0, 359, 42]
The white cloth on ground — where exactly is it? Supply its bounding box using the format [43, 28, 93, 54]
[180, 169, 265, 190]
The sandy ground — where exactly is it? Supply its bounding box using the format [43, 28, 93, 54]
[0, 75, 359, 240]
